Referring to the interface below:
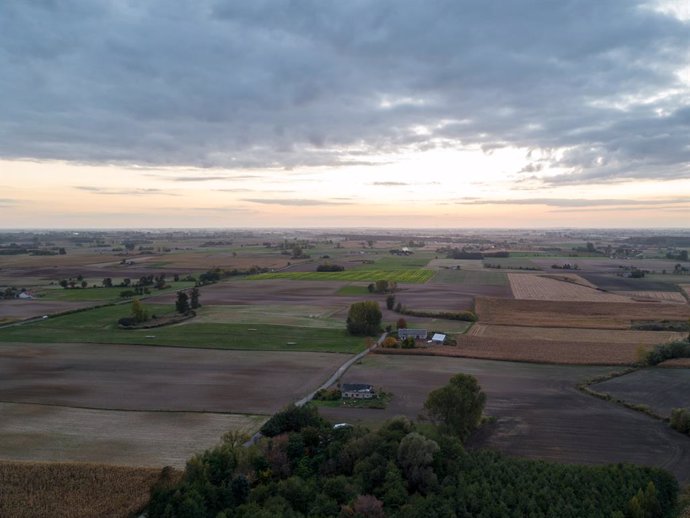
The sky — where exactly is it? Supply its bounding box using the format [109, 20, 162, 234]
[1, 0, 689, 229]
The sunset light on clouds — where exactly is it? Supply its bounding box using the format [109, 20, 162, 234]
[1, 0, 689, 228]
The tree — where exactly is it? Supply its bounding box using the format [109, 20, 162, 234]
[102, 277, 113, 288]
[397, 432, 439, 494]
[190, 287, 201, 309]
[346, 301, 382, 336]
[396, 318, 407, 329]
[131, 298, 149, 323]
[176, 291, 190, 314]
[80, 280, 88, 289]
[424, 373, 486, 441]
[58, 247, 66, 255]
[386, 294, 395, 310]
[59, 279, 68, 289]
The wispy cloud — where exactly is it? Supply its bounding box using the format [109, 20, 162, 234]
[457, 197, 690, 208]
[242, 198, 353, 206]
[371, 181, 409, 186]
[74, 186, 176, 196]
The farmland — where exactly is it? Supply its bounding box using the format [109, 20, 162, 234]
[2, 228, 690, 511]
[591, 368, 690, 418]
[0, 461, 171, 518]
[508, 273, 635, 302]
[0, 304, 366, 353]
[319, 355, 690, 483]
[475, 296, 690, 329]
[247, 268, 435, 283]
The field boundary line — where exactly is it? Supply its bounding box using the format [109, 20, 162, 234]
[0, 399, 270, 417]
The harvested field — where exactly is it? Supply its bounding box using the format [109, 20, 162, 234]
[0, 299, 92, 323]
[661, 358, 690, 368]
[376, 335, 648, 365]
[0, 343, 347, 414]
[681, 284, 690, 299]
[612, 290, 687, 303]
[0, 461, 172, 518]
[468, 323, 685, 345]
[508, 273, 634, 302]
[475, 296, 690, 329]
[0, 402, 263, 467]
[319, 355, 690, 482]
[592, 368, 690, 418]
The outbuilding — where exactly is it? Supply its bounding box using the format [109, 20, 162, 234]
[341, 383, 375, 399]
[431, 333, 446, 344]
[397, 328, 427, 340]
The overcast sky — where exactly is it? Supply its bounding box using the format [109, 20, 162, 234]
[1, 0, 688, 228]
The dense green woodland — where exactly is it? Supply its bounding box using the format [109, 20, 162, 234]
[148, 405, 678, 518]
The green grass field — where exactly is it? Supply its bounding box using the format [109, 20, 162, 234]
[350, 255, 433, 271]
[38, 281, 195, 302]
[0, 304, 365, 353]
[248, 269, 434, 283]
[336, 284, 371, 296]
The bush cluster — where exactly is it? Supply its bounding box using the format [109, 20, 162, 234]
[639, 340, 690, 366]
[670, 408, 690, 435]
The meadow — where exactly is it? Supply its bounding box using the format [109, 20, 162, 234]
[247, 268, 435, 283]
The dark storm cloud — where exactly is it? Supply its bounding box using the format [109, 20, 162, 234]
[0, 0, 687, 184]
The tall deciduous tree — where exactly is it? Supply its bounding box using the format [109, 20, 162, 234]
[190, 287, 201, 309]
[346, 301, 382, 336]
[176, 291, 190, 314]
[424, 373, 486, 441]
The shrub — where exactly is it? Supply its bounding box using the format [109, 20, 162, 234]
[381, 336, 399, 348]
[670, 408, 690, 435]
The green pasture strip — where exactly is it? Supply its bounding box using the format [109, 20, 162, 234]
[335, 284, 371, 296]
[350, 254, 434, 271]
[0, 304, 364, 353]
[247, 269, 435, 283]
[38, 281, 195, 302]
[194, 305, 345, 329]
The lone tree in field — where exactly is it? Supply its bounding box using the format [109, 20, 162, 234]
[131, 298, 149, 323]
[346, 301, 382, 336]
[175, 290, 190, 314]
[424, 373, 486, 441]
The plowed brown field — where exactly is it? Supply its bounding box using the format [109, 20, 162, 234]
[475, 297, 690, 329]
[612, 291, 687, 303]
[468, 324, 685, 344]
[376, 335, 646, 365]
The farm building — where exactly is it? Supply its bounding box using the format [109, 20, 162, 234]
[342, 383, 375, 399]
[398, 328, 427, 340]
[431, 333, 446, 344]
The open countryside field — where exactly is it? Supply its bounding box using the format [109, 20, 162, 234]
[0, 461, 170, 518]
[0, 305, 366, 353]
[611, 290, 687, 303]
[0, 343, 347, 413]
[377, 336, 651, 365]
[591, 368, 690, 418]
[431, 268, 509, 286]
[475, 296, 690, 329]
[0, 402, 263, 468]
[319, 355, 690, 482]
[468, 323, 685, 344]
[248, 269, 435, 283]
[0, 300, 93, 324]
[508, 273, 635, 302]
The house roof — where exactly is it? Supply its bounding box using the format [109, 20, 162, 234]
[342, 383, 374, 392]
[431, 333, 446, 342]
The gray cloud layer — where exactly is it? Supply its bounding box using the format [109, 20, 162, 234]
[1, 1, 688, 185]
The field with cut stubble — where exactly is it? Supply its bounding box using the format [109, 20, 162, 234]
[508, 273, 634, 302]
